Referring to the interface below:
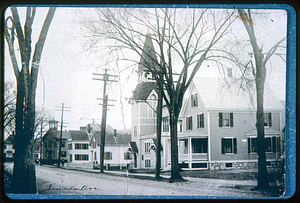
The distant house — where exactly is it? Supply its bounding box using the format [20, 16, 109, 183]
[129, 34, 285, 171]
[91, 130, 132, 170]
[66, 124, 132, 170]
[41, 120, 69, 164]
[67, 130, 91, 168]
[4, 136, 15, 162]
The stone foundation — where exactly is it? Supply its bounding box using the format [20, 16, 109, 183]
[210, 161, 258, 170]
[209, 160, 282, 170]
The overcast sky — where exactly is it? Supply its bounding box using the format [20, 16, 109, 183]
[4, 6, 287, 131]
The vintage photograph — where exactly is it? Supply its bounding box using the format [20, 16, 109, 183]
[3, 5, 295, 199]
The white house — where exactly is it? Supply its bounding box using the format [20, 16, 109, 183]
[129, 34, 285, 171]
[4, 136, 15, 162]
[91, 130, 132, 170]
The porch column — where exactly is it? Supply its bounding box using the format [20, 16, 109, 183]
[207, 111, 211, 169]
[189, 137, 192, 169]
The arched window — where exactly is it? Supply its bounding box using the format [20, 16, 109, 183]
[148, 94, 157, 117]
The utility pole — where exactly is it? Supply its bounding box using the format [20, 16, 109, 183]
[93, 68, 117, 173]
[55, 103, 71, 168]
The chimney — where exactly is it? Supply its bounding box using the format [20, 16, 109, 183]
[227, 68, 232, 78]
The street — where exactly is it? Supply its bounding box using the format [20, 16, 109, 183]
[31, 165, 270, 197]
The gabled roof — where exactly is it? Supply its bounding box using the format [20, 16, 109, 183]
[44, 129, 70, 140]
[4, 136, 14, 144]
[69, 130, 89, 141]
[132, 81, 158, 101]
[191, 77, 283, 111]
[93, 131, 131, 145]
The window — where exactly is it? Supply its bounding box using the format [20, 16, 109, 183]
[219, 113, 233, 127]
[148, 94, 157, 118]
[94, 152, 97, 160]
[145, 159, 151, 167]
[248, 136, 280, 153]
[178, 120, 183, 132]
[61, 151, 67, 157]
[264, 113, 272, 127]
[191, 93, 198, 107]
[75, 143, 89, 150]
[6, 151, 13, 157]
[62, 142, 65, 148]
[48, 141, 52, 148]
[197, 113, 204, 129]
[124, 152, 132, 160]
[179, 139, 188, 154]
[68, 143, 72, 150]
[54, 142, 57, 148]
[248, 137, 257, 153]
[69, 154, 72, 162]
[162, 117, 169, 132]
[226, 163, 233, 168]
[265, 137, 272, 152]
[75, 154, 89, 161]
[45, 142, 48, 149]
[221, 138, 237, 154]
[186, 116, 193, 131]
[134, 126, 138, 137]
[82, 144, 89, 149]
[104, 152, 112, 160]
[192, 138, 208, 153]
[145, 142, 151, 153]
[75, 143, 81, 149]
[4, 144, 7, 149]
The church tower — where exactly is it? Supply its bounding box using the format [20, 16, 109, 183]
[129, 33, 159, 169]
[137, 33, 159, 83]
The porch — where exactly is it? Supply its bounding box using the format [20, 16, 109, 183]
[178, 137, 208, 169]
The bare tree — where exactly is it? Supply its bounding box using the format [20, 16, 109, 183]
[208, 9, 286, 189]
[83, 8, 236, 181]
[237, 9, 286, 189]
[4, 81, 16, 140]
[4, 6, 56, 193]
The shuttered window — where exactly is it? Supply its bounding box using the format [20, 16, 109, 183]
[186, 116, 193, 131]
[219, 113, 233, 127]
[221, 138, 237, 154]
[197, 113, 204, 129]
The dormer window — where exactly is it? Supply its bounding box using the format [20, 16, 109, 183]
[191, 94, 198, 107]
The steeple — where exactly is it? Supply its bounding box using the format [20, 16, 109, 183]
[138, 33, 159, 82]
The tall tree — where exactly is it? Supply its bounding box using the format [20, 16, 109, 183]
[4, 7, 56, 193]
[83, 8, 236, 181]
[237, 9, 286, 189]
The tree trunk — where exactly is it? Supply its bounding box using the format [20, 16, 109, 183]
[255, 67, 269, 189]
[169, 108, 182, 181]
[13, 75, 37, 194]
[155, 87, 162, 179]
